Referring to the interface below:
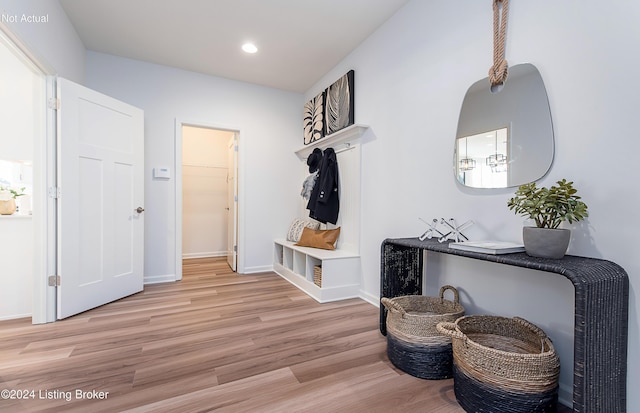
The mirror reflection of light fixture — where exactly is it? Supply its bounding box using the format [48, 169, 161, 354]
[486, 153, 507, 168]
[460, 158, 476, 171]
[459, 138, 476, 171]
[485, 133, 507, 172]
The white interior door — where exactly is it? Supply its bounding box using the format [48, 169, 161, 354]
[57, 78, 144, 319]
[226, 134, 237, 271]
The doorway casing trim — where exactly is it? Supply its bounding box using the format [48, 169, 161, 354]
[174, 119, 242, 280]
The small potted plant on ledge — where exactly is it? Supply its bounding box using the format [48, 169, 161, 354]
[507, 179, 588, 259]
[0, 186, 26, 215]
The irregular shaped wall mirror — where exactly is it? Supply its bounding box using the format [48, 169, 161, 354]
[455, 63, 554, 188]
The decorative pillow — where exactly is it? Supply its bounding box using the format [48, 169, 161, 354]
[295, 227, 341, 250]
[286, 218, 321, 242]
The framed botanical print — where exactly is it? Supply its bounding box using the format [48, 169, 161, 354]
[325, 70, 354, 135]
[303, 91, 325, 145]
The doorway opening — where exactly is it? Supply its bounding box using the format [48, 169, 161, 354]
[176, 123, 238, 278]
[0, 25, 49, 323]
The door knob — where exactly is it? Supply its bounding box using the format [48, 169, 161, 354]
[136, 207, 145, 213]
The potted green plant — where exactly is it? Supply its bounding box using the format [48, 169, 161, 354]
[507, 179, 588, 258]
[0, 186, 25, 215]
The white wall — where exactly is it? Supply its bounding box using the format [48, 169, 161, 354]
[85, 51, 302, 277]
[0, 0, 85, 82]
[304, 0, 640, 409]
[182, 126, 231, 259]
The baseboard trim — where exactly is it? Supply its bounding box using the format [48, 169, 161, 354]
[0, 313, 31, 321]
[144, 274, 177, 284]
[182, 251, 226, 259]
[243, 265, 274, 274]
[359, 290, 379, 307]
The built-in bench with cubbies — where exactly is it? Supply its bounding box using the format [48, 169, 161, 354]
[273, 239, 360, 303]
[274, 125, 369, 302]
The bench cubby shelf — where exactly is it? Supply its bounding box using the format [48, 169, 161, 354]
[273, 239, 360, 303]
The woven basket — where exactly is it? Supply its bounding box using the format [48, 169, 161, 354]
[381, 285, 465, 379]
[313, 265, 322, 287]
[437, 315, 560, 412]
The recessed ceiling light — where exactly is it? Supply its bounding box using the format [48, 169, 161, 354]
[242, 43, 258, 54]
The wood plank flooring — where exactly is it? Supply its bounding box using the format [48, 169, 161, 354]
[0, 258, 569, 412]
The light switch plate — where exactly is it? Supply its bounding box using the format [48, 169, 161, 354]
[153, 167, 171, 179]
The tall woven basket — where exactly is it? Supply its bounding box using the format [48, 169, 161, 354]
[381, 285, 464, 379]
[437, 315, 560, 413]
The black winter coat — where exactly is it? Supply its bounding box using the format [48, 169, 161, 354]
[307, 148, 340, 224]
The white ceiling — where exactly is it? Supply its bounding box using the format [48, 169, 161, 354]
[59, 0, 410, 93]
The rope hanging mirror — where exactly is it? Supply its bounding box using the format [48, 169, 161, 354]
[454, 0, 555, 189]
[489, 0, 509, 92]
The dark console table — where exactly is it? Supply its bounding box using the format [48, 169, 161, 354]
[380, 237, 628, 413]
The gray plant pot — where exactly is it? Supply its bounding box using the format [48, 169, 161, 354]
[522, 227, 570, 259]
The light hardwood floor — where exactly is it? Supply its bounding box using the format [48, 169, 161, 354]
[0, 258, 568, 412]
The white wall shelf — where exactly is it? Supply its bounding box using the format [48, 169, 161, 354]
[273, 239, 360, 303]
[295, 124, 369, 160]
